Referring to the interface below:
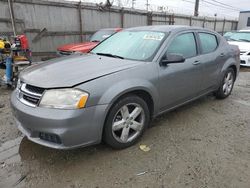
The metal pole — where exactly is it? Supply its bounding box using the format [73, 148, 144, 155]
[194, 0, 199, 17]
[120, 8, 124, 28]
[7, 0, 16, 36]
[214, 17, 217, 31]
[214, 13, 217, 31]
[203, 17, 206, 28]
[146, 0, 149, 11]
[132, 0, 135, 9]
[172, 14, 175, 25]
[147, 12, 152, 25]
[78, 1, 83, 42]
[222, 18, 226, 35]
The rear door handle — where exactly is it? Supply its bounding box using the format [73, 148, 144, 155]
[192, 60, 200, 65]
[220, 53, 225, 57]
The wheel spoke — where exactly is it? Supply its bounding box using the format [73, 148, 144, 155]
[225, 89, 228, 95]
[223, 71, 234, 95]
[130, 107, 142, 120]
[223, 83, 227, 92]
[226, 72, 231, 81]
[130, 121, 143, 131]
[227, 86, 232, 93]
[113, 120, 125, 131]
[120, 127, 130, 142]
[228, 79, 233, 86]
[120, 105, 129, 120]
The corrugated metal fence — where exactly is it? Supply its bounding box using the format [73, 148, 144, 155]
[0, 0, 238, 60]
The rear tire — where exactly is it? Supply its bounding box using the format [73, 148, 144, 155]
[103, 95, 150, 149]
[215, 68, 235, 99]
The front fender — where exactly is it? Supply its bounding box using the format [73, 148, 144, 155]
[98, 78, 159, 115]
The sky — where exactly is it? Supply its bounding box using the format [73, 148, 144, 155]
[73, 0, 250, 19]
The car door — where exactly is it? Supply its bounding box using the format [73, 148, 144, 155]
[158, 32, 203, 111]
[196, 32, 221, 91]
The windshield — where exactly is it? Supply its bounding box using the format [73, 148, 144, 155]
[91, 31, 166, 61]
[90, 30, 116, 42]
[228, 32, 250, 42]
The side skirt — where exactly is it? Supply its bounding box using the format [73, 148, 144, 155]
[153, 89, 216, 119]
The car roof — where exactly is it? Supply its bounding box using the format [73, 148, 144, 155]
[239, 30, 250, 32]
[126, 25, 213, 33]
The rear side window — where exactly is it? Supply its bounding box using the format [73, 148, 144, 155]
[167, 33, 197, 59]
[198, 33, 218, 54]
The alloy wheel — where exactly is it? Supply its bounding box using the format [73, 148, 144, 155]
[223, 71, 234, 95]
[112, 103, 145, 143]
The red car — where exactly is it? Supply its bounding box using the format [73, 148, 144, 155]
[57, 28, 122, 56]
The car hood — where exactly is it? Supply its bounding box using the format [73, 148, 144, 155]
[20, 54, 142, 88]
[57, 42, 98, 53]
[228, 41, 250, 52]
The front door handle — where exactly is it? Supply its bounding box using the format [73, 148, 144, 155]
[192, 60, 200, 65]
[220, 53, 225, 57]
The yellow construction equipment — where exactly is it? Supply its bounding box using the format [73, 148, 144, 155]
[0, 40, 5, 50]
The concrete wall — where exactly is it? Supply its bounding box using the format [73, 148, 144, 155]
[238, 11, 250, 30]
[0, 0, 238, 60]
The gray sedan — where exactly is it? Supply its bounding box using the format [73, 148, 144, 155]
[11, 25, 240, 149]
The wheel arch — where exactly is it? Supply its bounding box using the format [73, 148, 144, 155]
[220, 59, 239, 83]
[108, 89, 155, 119]
[99, 82, 158, 137]
[100, 87, 157, 140]
[228, 65, 237, 80]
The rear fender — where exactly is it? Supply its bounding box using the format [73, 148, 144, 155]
[219, 57, 239, 84]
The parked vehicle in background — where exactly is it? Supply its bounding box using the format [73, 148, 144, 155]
[227, 30, 250, 67]
[223, 31, 236, 40]
[57, 28, 122, 56]
[11, 26, 240, 150]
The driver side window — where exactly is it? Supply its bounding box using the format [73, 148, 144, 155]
[167, 33, 197, 59]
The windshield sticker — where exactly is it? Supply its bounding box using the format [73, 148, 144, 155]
[143, 33, 164, 41]
[102, 34, 111, 39]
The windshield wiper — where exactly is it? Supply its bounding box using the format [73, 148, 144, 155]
[96, 53, 124, 59]
[238, 39, 250, 42]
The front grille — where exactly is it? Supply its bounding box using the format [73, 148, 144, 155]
[25, 84, 45, 94]
[39, 132, 62, 144]
[23, 95, 40, 105]
[241, 60, 246, 64]
[240, 51, 246, 55]
[18, 83, 44, 107]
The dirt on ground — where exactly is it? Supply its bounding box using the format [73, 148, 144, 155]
[0, 68, 249, 188]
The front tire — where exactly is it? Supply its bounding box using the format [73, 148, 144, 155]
[215, 68, 235, 99]
[103, 95, 150, 149]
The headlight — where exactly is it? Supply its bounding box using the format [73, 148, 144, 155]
[16, 78, 21, 89]
[39, 89, 88, 109]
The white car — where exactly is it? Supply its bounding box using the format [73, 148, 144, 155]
[227, 30, 250, 67]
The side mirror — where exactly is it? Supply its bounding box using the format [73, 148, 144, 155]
[161, 53, 185, 66]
